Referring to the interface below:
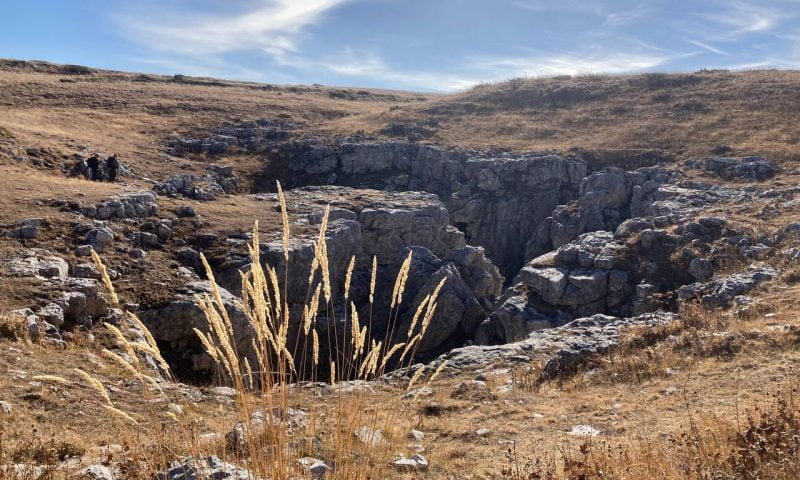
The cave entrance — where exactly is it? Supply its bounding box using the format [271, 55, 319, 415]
[454, 222, 471, 243]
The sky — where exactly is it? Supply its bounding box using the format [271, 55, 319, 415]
[2, 0, 800, 92]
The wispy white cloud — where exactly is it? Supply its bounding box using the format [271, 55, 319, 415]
[118, 0, 351, 58]
[604, 5, 651, 27]
[699, 2, 780, 38]
[685, 38, 728, 55]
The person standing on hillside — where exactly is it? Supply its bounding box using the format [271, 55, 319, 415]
[86, 154, 101, 181]
[106, 154, 119, 182]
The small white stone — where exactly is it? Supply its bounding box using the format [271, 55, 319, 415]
[393, 454, 428, 471]
[568, 425, 601, 437]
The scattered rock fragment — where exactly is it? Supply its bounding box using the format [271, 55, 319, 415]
[393, 454, 429, 472]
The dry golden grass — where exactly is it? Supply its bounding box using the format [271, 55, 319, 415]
[0, 314, 27, 342]
[1, 61, 800, 478]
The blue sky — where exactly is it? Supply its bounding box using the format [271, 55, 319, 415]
[2, 1, 800, 92]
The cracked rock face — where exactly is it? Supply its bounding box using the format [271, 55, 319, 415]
[145, 186, 503, 378]
[135, 136, 784, 378]
[263, 141, 586, 277]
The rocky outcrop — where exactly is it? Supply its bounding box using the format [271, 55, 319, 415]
[525, 166, 678, 260]
[4, 218, 43, 240]
[688, 156, 777, 181]
[475, 172, 766, 346]
[82, 191, 158, 220]
[4, 249, 69, 279]
[261, 141, 586, 277]
[168, 119, 294, 156]
[677, 266, 779, 309]
[436, 311, 676, 371]
[153, 165, 240, 201]
[138, 280, 256, 377]
[159, 186, 504, 377]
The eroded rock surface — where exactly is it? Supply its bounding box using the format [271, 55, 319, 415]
[263, 141, 586, 277]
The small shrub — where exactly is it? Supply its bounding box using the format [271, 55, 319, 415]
[59, 64, 92, 75]
[0, 314, 27, 341]
[782, 266, 800, 285]
[12, 439, 85, 464]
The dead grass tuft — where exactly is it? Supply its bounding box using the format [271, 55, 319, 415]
[0, 314, 28, 342]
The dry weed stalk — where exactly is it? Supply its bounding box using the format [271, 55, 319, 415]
[186, 182, 449, 479]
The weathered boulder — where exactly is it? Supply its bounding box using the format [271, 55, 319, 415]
[5, 218, 42, 239]
[677, 266, 779, 308]
[85, 192, 158, 220]
[700, 156, 776, 180]
[4, 249, 69, 279]
[435, 311, 676, 371]
[138, 281, 256, 377]
[473, 293, 567, 345]
[85, 227, 114, 252]
[226, 407, 307, 451]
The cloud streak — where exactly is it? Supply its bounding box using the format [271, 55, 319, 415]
[699, 2, 780, 38]
[685, 38, 727, 55]
[119, 0, 351, 57]
[300, 50, 677, 92]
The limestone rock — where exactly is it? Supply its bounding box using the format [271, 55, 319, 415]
[4, 249, 68, 279]
[156, 456, 255, 480]
[393, 454, 429, 472]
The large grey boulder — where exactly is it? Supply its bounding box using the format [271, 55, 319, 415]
[86, 191, 158, 220]
[85, 227, 114, 252]
[4, 249, 69, 279]
[138, 281, 256, 375]
[473, 293, 568, 345]
[677, 266, 779, 308]
[6, 218, 42, 239]
[701, 156, 776, 181]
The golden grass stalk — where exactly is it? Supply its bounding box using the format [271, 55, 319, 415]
[32, 375, 70, 385]
[101, 349, 142, 379]
[320, 241, 332, 303]
[390, 251, 413, 309]
[102, 404, 138, 425]
[105, 323, 140, 367]
[344, 255, 356, 299]
[407, 294, 431, 336]
[330, 361, 336, 386]
[406, 367, 426, 391]
[90, 250, 119, 306]
[308, 206, 330, 285]
[369, 255, 377, 304]
[276, 181, 290, 262]
[312, 329, 320, 366]
[427, 360, 449, 384]
[350, 301, 360, 348]
[379, 342, 406, 371]
[74, 368, 112, 406]
[127, 313, 171, 378]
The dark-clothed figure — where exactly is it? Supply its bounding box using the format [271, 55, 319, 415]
[106, 154, 119, 182]
[86, 155, 101, 181]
